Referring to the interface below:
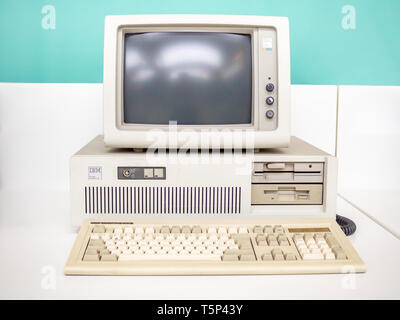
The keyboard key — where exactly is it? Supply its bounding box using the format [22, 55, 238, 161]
[296, 243, 307, 250]
[218, 227, 227, 234]
[112, 234, 122, 241]
[272, 248, 283, 256]
[86, 248, 98, 255]
[325, 253, 336, 260]
[264, 226, 274, 234]
[222, 254, 238, 261]
[192, 226, 202, 233]
[257, 239, 268, 246]
[160, 226, 170, 234]
[256, 234, 265, 241]
[208, 227, 217, 234]
[105, 227, 114, 233]
[306, 238, 316, 246]
[332, 248, 347, 260]
[100, 254, 117, 261]
[238, 241, 252, 250]
[101, 233, 111, 241]
[228, 227, 237, 234]
[92, 225, 105, 233]
[293, 234, 304, 242]
[124, 227, 133, 234]
[182, 226, 191, 233]
[135, 226, 144, 234]
[99, 248, 110, 255]
[267, 235, 278, 246]
[224, 249, 252, 255]
[279, 240, 290, 246]
[277, 234, 287, 240]
[170, 226, 180, 233]
[262, 253, 273, 261]
[145, 227, 155, 234]
[299, 248, 310, 255]
[238, 227, 248, 234]
[88, 239, 104, 247]
[285, 253, 297, 261]
[325, 234, 339, 247]
[166, 234, 175, 241]
[123, 234, 132, 241]
[321, 247, 332, 254]
[240, 254, 256, 261]
[253, 225, 263, 233]
[83, 254, 99, 261]
[274, 254, 284, 261]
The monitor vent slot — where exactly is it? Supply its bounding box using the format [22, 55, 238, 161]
[84, 186, 241, 215]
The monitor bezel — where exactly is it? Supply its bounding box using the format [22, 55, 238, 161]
[115, 26, 258, 130]
[103, 15, 291, 149]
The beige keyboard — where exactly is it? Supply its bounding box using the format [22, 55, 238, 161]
[65, 218, 366, 275]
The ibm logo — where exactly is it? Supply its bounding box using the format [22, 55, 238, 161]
[88, 166, 102, 180]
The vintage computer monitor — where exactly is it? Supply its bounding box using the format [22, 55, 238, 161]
[103, 15, 291, 149]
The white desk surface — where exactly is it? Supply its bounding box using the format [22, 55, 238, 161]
[0, 191, 399, 300]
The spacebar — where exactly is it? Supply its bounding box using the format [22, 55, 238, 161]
[118, 254, 221, 261]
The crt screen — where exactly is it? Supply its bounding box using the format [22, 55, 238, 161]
[123, 32, 252, 125]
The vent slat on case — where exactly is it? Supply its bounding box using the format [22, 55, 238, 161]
[84, 186, 241, 215]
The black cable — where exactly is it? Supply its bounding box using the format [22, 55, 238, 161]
[336, 214, 357, 236]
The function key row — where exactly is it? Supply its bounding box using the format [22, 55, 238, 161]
[91, 225, 286, 235]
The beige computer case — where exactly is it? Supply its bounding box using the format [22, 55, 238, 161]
[70, 136, 337, 227]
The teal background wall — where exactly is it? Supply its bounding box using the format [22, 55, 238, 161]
[0, 0, 399, 84]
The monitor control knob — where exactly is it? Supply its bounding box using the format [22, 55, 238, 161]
[266, 96, 275, 105]
[266, 83, 275, 92]
[266, 110, 275, 119]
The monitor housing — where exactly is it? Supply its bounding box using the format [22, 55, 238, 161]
[103, 15, 291, 149]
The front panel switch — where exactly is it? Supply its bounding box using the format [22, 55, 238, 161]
[144, 168, 154, 178]
[154, 168, 164, 178]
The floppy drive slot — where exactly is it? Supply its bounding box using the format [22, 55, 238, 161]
[251, 184, 323, 205]
[252, 162, 324, 183]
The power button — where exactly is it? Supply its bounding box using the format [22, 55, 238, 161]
[266, 83, 274, 92]
[266, 110, 275, 119]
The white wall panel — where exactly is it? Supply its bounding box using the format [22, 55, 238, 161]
[337, 85, 400, 237]
[291, 85, 337, 155]
[0, 83, 103, 192]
